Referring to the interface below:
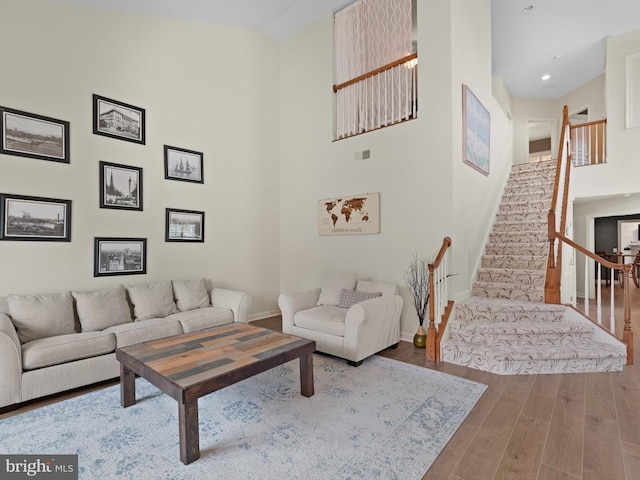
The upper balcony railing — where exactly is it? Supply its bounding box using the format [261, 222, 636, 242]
[570, 118, 606, 166]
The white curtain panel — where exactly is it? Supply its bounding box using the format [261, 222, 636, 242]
[335, 0, 413, 139]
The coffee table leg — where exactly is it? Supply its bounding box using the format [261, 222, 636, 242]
[179, 399, 200, 464]
[120, 364, 136, 408]
[299, 353, 314, 397]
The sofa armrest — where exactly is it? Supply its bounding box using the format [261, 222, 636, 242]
[343, 294, 403, 362]
[278, 289, 321, 334]
[210, 288, 252, 324]
[0, 313, 22, 408]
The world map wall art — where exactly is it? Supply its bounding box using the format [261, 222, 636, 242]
[318, 192, 380, 236]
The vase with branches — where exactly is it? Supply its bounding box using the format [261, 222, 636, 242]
[404, 252, 430, 348]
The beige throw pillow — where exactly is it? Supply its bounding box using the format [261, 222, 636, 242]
[7, 292, 75, 344]
[172, 279, 210, 312]
[72, 286, 132, 332]
[316, 274, 357, 306]
[126, 282, 178, 321]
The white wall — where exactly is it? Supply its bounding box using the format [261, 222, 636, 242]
[279, 0, 511, 337]
[0, 0, 281, 315]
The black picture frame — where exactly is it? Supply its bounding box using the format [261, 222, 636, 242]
[94, 237, 147, 277]
[0, 106, 70, 163]
[93, 95, 145, 145]
[164, 145, 203, 184]
[99, 161, 143, 211]
[0, 193, 71, 241]
[166, 208, 205, 242]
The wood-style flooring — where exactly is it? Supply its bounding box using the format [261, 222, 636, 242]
[2, 286, 639, 480]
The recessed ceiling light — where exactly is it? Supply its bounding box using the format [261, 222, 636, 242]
[523, 5, 534, 12]
[542, 74, 551, 81]
[553, 54, 563, 60]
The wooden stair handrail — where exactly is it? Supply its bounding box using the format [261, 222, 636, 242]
[569, 118, 607, 130]
[426, 236, 452, 363]
[333, 53, 417, 93]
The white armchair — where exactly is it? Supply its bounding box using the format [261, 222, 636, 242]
[278, 277, 403, 366]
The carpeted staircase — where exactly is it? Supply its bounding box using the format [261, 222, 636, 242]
[441, 160, 627, 374]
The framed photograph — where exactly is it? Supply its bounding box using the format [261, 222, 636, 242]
[164, 145, 203, 184]
[0, 193, 71, 241]
[166, 208, 205, 242]
[99, 161, 143, 211]
[1, 106, 70, 163]
[462, 84, 490, 176]
[94, 237, 146, 277]
[93, 95, 145, 144]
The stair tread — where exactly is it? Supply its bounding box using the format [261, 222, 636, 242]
[473, 280, 544, 290]
[449, 318, 594, 334]
[456, 297, 564, 312]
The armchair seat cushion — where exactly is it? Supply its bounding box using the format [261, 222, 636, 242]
[293, 305, 348, 337]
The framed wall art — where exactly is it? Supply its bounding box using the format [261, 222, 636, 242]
[93, 94, 145, 144]
[462, 84, 490, 176]
[0, 106, 70, 163]
[0, 193, 71, 241]
[166, 208, 205, 242]
[164, 145, 203, 184]
[318, 192, 380, 236]
[94, 237, 146, 277]
[99, 161, 143, 211]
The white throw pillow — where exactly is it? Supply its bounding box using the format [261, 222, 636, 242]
[172, 279, 211, 312]
[72, 286, 132, 332]
[316, 274, 357, 306]
[7, 292, 75, 344]
[126, 282, 178, 321]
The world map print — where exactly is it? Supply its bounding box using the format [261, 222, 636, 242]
[318, 193, 380, 235]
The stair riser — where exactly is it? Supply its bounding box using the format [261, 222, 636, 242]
[504, 185, 553, 197]
[492, 222, 547, 233]
[481, 256, 547, 270]
[476, 270, 546, 286]
[440, 348, 625, 375]
[455, 305, 565, 323]
[496, 212, 548, 223]
[472, 286, 544, 303]
[449, 331, 593, 347]
[499, 202, 549, 214]
[489, 232, 548, 243]
[506, 176, 554, 187]
[485, 244, 547, 256]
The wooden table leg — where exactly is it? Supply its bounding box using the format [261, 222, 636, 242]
[299, 353, 314, 397]
[120, 364, 136, 408]
[179, 399, 200, 464]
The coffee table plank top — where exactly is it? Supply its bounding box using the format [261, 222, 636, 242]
[116, 323, 315, 403]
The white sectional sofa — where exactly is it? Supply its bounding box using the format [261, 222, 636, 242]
[0, 279, 252, 409]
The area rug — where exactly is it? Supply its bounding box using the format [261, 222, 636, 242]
[0, 355, 486, 480]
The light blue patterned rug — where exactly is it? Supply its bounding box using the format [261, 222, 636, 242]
[0, 355, 486, 480]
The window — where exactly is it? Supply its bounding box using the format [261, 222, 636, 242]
[334, 0, 417, 139]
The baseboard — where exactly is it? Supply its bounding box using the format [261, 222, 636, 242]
[248, 310, 281, 322]
[400, 332, 413, 343]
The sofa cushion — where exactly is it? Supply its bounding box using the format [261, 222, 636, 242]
[356, 280, 397, 296]
[104, 315, 183, 348]
[294, 305, 348, 337]
[72, 286, 132, 332]
[337, 289, 382, 309]
[126, 282, 178, 321]
[172, 279, 211, 312]
[168, 306, 233, 333]
[21, 331, 115, 370]
[316, 275, 357, 306]
[0, 296, 9, 316]
[7, 292, 75, 344]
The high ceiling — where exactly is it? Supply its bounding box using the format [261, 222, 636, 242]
[51, 0, 640, 99]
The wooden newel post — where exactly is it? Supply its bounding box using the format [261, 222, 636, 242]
[545, 210, 561, 304]
[623, 265, 634, 365]
[426, 263, 437, 362]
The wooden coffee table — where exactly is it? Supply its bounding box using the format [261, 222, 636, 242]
[115, 323, 315, 464]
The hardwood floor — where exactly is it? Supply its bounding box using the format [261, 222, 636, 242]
[3, 292, 639, 480]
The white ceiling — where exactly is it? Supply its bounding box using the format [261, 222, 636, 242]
[51, 0, 640, 99]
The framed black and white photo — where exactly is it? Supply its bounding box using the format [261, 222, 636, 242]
[0, 193, 71, 241]
[99, 161, 143, 211]
[164, 145, 203, 184]
[94, 237, 146, 277]
[0, 106, 70, 163]
[166, 208, 205, 242]
[93, 95, 145, 144]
